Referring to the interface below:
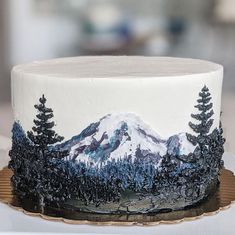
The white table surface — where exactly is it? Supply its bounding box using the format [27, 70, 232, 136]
[0, 137, 235, 235]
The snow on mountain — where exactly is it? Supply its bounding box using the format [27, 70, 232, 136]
[69, 113, 167, 163]
[59, 113, 196, 164]
[167, 133, 196, 156]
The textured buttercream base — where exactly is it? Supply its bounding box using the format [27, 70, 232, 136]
[1, 168, 235, 225]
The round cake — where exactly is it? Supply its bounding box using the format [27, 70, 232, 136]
[9, 56, 225, 214]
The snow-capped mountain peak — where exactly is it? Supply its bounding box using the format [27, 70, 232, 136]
[69, 113, 167, 163]
[58, 113, 196, 165]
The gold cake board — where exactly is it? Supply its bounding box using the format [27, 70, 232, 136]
[0, 167, 235, 226]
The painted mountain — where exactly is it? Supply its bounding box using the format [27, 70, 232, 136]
[55, 113, 196, 165]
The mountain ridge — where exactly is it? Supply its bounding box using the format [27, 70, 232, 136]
[55, 113, 196, 164]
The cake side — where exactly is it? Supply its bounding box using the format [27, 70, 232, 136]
[11, 57, 223, 140]
[9, 57, 225, 214]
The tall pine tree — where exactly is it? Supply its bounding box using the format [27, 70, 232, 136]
[187, 86, 214, 165]
[27, 95, 68, 211]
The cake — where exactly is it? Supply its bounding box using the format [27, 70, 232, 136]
[9, 56, 225, 214]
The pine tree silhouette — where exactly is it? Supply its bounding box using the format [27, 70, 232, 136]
[27, 95, 66, 159]
[187, 86, 214, 146]
[27, 95, 68, 211]
[8, 122, 33, 199]
[186, 85, 215, 170]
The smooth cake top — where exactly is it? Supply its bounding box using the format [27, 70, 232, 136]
[12, 56, 223, 79]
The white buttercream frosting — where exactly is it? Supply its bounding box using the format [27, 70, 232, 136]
[11, 56, 223, 140]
